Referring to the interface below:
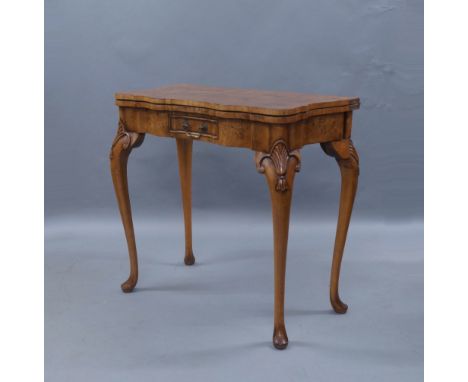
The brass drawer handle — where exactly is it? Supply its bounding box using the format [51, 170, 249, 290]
[186, 131, 201, 139]
[170, 116, 217, 139]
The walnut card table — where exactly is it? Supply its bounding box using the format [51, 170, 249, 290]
[110, 84, 360, 350]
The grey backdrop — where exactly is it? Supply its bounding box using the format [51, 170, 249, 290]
[45, 1, 423, 381]
[45, 0, 423, 220]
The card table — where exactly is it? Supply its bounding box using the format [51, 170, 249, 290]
[110, 84, 360, 349]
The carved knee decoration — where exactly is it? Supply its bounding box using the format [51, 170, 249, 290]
[321, 139, 359, 173]
[110, 119, 145, 160]
[255, 140, 301, 192]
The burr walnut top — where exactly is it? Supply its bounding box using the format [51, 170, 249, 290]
[115, 84, 360, 118]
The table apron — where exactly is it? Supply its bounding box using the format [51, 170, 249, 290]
[119, 107, 349, 151]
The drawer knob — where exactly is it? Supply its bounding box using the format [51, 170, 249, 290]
[182, 119, 190, 130]
[200, 123, 208, 133]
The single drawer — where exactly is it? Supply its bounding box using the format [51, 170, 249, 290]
[169, 114, 218, 139]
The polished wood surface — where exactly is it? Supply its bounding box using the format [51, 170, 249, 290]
[109, 120, 145, 293]
[255, 141, 301, 349]
[116, 83, 360, 117]
[110, 84, 361, 350]
[321, 140, 359, 313]
[176, 138, 195, 266]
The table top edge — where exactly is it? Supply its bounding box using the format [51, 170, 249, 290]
[114, 84, 360, 117]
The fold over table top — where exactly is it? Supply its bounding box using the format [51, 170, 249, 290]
[115, 84, 360, 122]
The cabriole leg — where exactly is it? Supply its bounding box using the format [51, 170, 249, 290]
[110, 119, 145, 293]
[255, 140, 301, 350]
[320, 139, 359, 313]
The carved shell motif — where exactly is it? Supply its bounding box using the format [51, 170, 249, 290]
[256, 140, 301, 192]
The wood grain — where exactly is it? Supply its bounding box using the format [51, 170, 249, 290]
[111, 84, 361, 350]
[118, 107, 346, 152]
[116, 84, 359, 118]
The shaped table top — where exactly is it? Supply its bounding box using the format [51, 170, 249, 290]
[115, 84, 359, 118]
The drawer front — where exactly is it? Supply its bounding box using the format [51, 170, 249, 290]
[169, 114, 218, 139]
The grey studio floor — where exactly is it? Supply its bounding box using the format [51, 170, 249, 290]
[45, 213, 423, 382]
